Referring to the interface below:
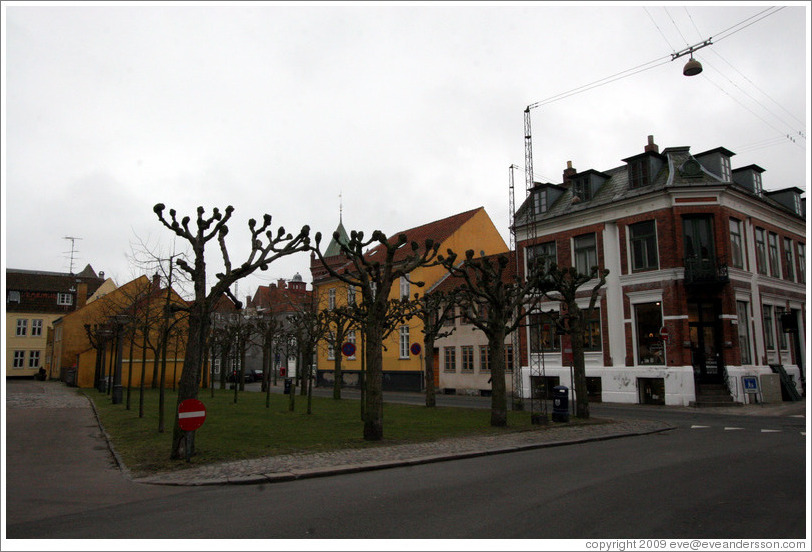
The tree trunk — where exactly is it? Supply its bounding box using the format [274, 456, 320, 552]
[489, 326, 508, 427]
[333, 345, 343, 400]
[363, 322, 384, 440]
[170, 307, 208, 459]
[424, 336, 436, 407]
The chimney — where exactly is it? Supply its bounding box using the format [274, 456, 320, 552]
[278, 278, 287, 289]
[152, 273, 161, 292]
[99, 271, 105, 280]
[563, 160, 577, 185]
[644, 135, 659, 153]
[76, 282, 88, 309]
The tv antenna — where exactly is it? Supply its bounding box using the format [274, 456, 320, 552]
[63, 236, 82, 275]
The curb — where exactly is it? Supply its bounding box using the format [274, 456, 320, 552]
[132, 422, 675, 487]
[83, 390, 135, 481]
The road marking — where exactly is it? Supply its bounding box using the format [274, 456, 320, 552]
[724, 427, 744, 431]
[789, 415, 804, 418]
[690, 425, 710, 429]
[760, 429, 782, 433]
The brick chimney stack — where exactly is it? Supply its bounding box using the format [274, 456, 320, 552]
[152, 273, 161, 292]
[563, 160, 577, 185]
[644, 135, 659, 153]
[76, 282, 88, 309]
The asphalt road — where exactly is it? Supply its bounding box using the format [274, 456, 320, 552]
[4, 380, 808, 541]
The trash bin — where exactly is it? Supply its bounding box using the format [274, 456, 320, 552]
[283, 378, 292, 394]
[552, 385, 569, 422]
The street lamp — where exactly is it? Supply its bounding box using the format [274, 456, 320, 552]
[671, 38, 713, 77]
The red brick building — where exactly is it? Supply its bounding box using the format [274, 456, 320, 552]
[514, 136, 805, 406]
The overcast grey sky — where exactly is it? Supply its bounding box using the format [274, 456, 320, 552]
[2, 2, 809, 300]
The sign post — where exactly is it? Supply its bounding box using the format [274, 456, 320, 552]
[178, 399, 207, 462]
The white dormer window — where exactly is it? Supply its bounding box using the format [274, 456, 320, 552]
[533, 190, 547, 215]
[754, 173, 763, 195]
[720, 156, 731, 182]
[7, 291, 20, 303]
[794, 193, 802, 215]
[57, 293, 73, 306]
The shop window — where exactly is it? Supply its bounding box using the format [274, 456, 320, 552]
[530, 311, 560, 352]
[583, 308, 602, 351]
[634, 302, 664, 365]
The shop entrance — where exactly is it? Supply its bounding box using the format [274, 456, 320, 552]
[688, 301, 723, 384]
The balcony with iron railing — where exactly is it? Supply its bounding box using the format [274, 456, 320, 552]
[683, 256, 729, 286]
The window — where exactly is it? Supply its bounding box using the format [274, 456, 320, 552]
[574, 233, 598, 276]
[755, 228, 767, 275]
[736, 301, 752, 365]
[57, 293, 73, 306]
[400, 275, 411, 299]
[634, 302, 664, 365]
[753, 172, 763, 195]
[720, 156, 731, 182]
[527, 241, 556, 274]
[783, 238, 795, 282]
[793, 193, 802, 215]
[13, 351, 25, 368]
[505, 345, 514, 372]
[347, 331, 356, 360]
[775, 307, 788, 350]
[28, 351, 41, 368]
[768, 232, 780, 277]
[16, 319, 28, 337]
[729, 219, 744, 269]
[32, 319, 43, 337]
[799, 243, 806, 283]
[327, 331, 335, 360]
[461, 346, 474, 372]
[347, 285, 356, 306]
[629, 158, 650, 188]
[444, 347, 456, 372]
[573, 177, 592, 202]
[583, 308, 602, 351]
[532, 189, 547, 215]
[629, 221, 658, 272]
[479, 346, 490, 372]
[7, 290, 20, 303]
[442, 306, 455, 326]
[399, 326, 410, 358]
[762, 305, 775, 350]
[530, 312, 560, 352]
[328, 289, 336, 310]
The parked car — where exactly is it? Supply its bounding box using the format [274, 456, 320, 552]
[228, 370, 256, 383]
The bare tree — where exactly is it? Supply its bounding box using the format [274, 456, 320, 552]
[438, 250, 544, 427]
[312, 229, 440, 440]
[153, 203, 310, 460]
[321, 304, 357, 400]
[409, 289, 458, 407]
[535, 263, 608, 419]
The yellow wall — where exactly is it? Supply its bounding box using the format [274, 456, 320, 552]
[315, 208, 508, 375]
[5, 312, 62, 377]
[75, 346, 186, 389]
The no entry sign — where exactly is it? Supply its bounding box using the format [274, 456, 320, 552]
[660, 326, 669, 341]
[178, 399, 207, 431]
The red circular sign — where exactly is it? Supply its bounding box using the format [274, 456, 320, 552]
[410, 343, 422, 356]
[342, 342, 356, 357]
[178, 399, 207, 431]
[660, 326, 669, 341]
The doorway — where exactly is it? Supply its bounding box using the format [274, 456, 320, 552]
[688, 301, 723, 384]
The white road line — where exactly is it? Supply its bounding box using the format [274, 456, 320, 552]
[724, 427, 744, 431]
[760, 429, 782, 433]
[690, 425, 710, 429]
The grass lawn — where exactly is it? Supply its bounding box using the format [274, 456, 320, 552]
[85, 386, 601, 476]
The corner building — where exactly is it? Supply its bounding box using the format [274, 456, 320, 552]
[514, 136, 806, 406]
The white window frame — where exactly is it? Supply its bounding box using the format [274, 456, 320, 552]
[720, 156, 731, 182]
[573, 233, 598, 276]
[29, 351, 41, 368]
[736, 300, 752, 365]
[400, 275, 410, 299]
[16, 319, 28, 337]
[57, 293, 73, 306]
[327, 331, 336, 360]
[399, 326, 410, 359]
[32, 319, 43, 337]
[13, 351, 25, 368]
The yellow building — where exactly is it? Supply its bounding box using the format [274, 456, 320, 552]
[6, 265, 106, 379]
[50, 275, 189, 389]
[310, 207, 508, 391]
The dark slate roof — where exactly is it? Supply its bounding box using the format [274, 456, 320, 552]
[6, 265, 105, 313]
[515, 144, 804, 226]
